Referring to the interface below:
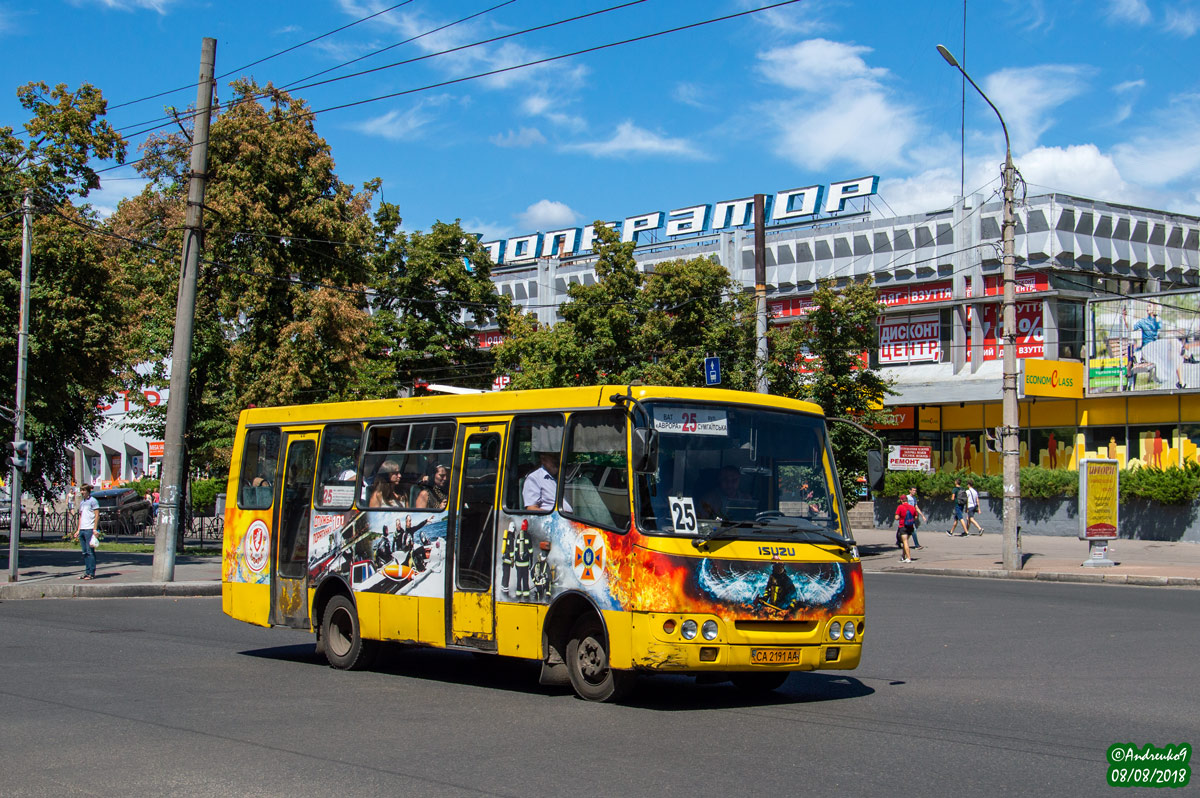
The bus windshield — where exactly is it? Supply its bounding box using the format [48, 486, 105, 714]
[634, 402, 845, 540]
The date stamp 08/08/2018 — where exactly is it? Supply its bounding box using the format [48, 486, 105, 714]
[1107, 743, 1191, 789]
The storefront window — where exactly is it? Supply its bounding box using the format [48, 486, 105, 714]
[1029, 427, 1076, 469]
[942, 431, 984, 474]
[1129, 424, 1177, 468]
[1056, 300, 1085, 360]
[1082, 426, 1127, 466]
[1179, 425, 1200, 465]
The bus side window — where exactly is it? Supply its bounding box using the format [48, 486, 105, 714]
[237, 427, 281, 510]
[315, 422, 363, 510]
[503, 414, 564, 513]
[561, 410, 629, 532]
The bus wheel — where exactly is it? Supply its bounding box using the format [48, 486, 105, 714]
[321, 595, 376, 670]
[565, 616, 632, 702]
[730, 671, 789, 693]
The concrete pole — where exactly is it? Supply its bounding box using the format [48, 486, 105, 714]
[1000, 152, 1022, 570]
[6, 190, 32, 582]
[754, 194, 768, 393]
[153, 37, 216, 582]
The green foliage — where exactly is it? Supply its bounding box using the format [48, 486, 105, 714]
[495, 222, 756, 390]
[190, 477, 222, 514]
[1120, 462, 1200, 504]
[126, 477, 159, 497]
[767, 279, 893, 507]
[882, 469, 1000, 500]
[1019, 466, 1079, 499]
[0, 82, 128, 498]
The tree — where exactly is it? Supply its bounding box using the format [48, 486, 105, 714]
[767, 278, 892, 505]
[0, 82, 127, 496]
[368, 204, 510, 393]
[111, 81, 379, 473]
[495, 222, 756, 389]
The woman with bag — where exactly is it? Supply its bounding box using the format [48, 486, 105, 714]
[75, 484, 99, 580]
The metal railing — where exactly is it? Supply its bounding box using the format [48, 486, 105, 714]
[10, 508, 223, 551]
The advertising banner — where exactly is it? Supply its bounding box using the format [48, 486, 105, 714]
[879, 313, 941, 364]
[966, 301, 1045, 360]
[1086, 292, 1200, 394]
[888, 445, 932, 471]
[1078, 458, 1119, 540]
[1022, 359, 1084, 399]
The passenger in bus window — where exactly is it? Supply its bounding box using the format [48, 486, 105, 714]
[415, 464, 449, 510]
[523, 451, 561, 511]
[369, 460, 408, 508]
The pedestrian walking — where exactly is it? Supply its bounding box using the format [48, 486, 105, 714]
[965, 479, 985, 535]
[75, 484, 99, 580]
[904, 486, 926, 549]
[895, 499, 917, 563]
[948, 477, 970, 536]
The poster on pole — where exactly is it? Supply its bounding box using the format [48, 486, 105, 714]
[1078, 458, 1119, 540]
[887, 445, 932, 471]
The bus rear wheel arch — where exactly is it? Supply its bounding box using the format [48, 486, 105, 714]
[319, 594, 377, 670]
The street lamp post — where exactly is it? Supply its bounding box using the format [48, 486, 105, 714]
[937, 44, 1022, 571]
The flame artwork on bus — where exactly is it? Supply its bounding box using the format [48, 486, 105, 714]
[222, 386, 868, 702]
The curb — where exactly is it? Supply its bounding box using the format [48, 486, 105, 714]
[0, 581, 221, 601]
[874, 566, 1200, 588]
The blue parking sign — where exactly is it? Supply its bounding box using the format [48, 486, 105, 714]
[704, 356, 721, 386]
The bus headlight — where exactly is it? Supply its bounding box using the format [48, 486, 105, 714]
[681, 619, 698, 640]
[828, 621, 842, 640]
[701, 620, 719, 640]
[842, 621, 856, 641]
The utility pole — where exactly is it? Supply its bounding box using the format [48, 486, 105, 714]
[152, 37, 216, 582]
[938, 44, 1022, 570]
[754, 193, 768, 393]
[6, 190, 33, 583]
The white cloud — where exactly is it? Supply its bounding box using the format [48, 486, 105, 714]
[741, 0, 835, 35]
[71, 0, 178, 12]
[352, 96, 450, 141]
[521, 95, 585, 131]
[754, 39, 917, 171]
[490, 127, 547, 148]
[1112, 94, 1200, 185]
[756, 39, 888, 93]
[461, 217, 514, 243]
[517, 200, 578, 230]
[85, 176, 150, 219]
[1164, 5, 1200, 35]
[1106, 0, 1152, 25]
[983, 65, 1091, 152]
[1018, 144, 1132, 200]
[767, 92, 917, 171]
[1114, 79, 1145, 93]
[673, 82, 709, 110]
[561, 121, 706, 160]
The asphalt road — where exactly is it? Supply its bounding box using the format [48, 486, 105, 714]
[1, 576, 1196, 797]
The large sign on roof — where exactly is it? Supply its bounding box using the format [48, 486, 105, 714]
[480, 176, 879, 266]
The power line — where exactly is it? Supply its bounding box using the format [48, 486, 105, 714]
[106, 1, 417, 112]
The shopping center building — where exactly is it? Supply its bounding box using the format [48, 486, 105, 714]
[482, 179, 1200, 474]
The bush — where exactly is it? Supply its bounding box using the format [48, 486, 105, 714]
[881, 469, 999, 500]
[1017, 466, 1078, 499]
[1120, 462, 1200, 504]
[189, 477, 223, 515]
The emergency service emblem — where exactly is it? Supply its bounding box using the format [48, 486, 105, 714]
[244, 520, 270, 574]
[573, 532, 605, 585]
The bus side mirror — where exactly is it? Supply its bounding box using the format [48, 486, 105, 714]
[631, 428, 659, 473]
[866, 449, 885, 492]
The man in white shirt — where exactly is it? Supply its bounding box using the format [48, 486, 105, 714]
[965, 480, 985, 535]
[75, 484, 100, 579]
[523, 452, 561, 511]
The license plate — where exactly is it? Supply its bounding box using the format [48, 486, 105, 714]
[750, 648, 801, 665]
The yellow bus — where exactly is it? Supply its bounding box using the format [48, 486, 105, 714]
[222, 385, 869, 701]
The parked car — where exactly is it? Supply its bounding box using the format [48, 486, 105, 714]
[93, 488, 153, 535]
[0, 490, 30, 529]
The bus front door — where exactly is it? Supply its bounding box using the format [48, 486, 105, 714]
[270, 431, 318, 628]
[446, 425, 504, 650]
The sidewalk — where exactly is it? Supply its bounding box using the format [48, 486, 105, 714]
[3, 529, 1200, 599]
[0, 548, 221, 600]
[854, 524, 1200, 587]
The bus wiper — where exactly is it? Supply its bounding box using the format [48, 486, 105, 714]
[691, 516, 856, 550]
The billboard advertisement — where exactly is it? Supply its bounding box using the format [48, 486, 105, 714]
[878, 313, 941, 364]
[1087, 292, 1200, 393]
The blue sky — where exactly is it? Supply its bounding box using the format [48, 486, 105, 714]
[2, 0, 1199, 243]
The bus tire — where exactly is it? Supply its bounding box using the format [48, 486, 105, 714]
[730, 671, 789, 693]
[565, 616, 632, 702]
[320, 594, 376, 670]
